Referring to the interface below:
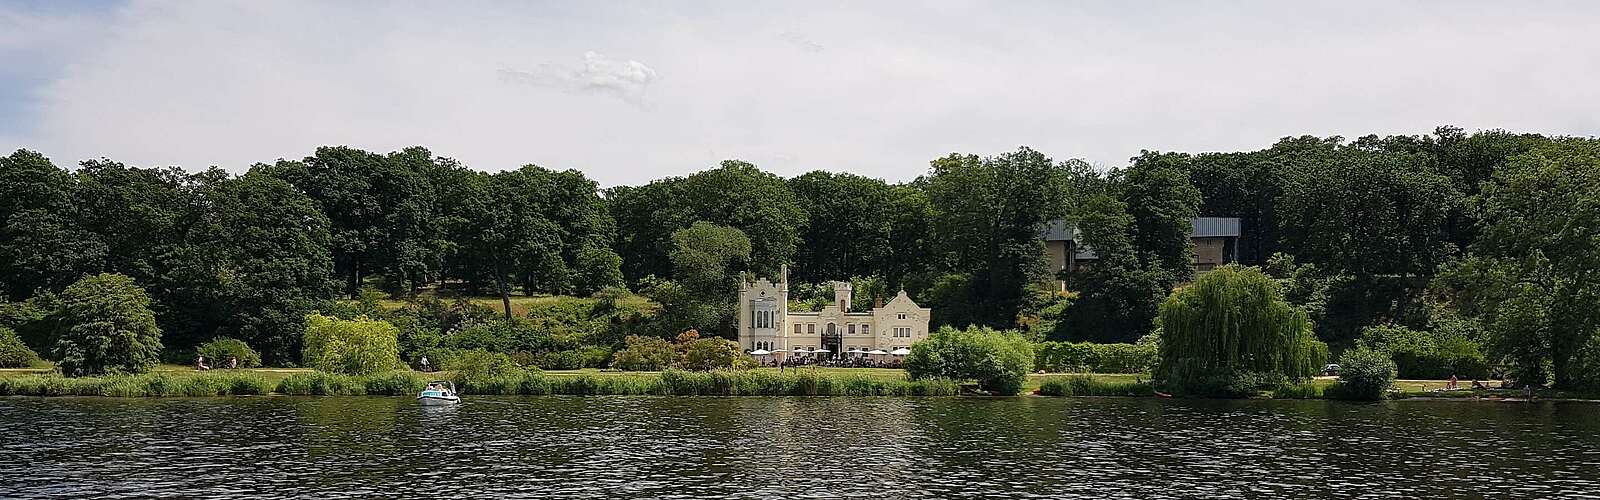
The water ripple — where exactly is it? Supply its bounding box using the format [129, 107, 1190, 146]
[1, 396, 1597, 498]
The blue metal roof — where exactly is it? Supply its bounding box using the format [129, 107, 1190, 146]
[1191, 217, 1241, 238]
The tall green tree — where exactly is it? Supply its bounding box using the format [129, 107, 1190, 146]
[608, 160, 805, 282]
[635, 222, 751, 337]
[1437, 139, 1600, 389]
[1156, 265, 1327, 395]
[1277, 141, 1460, 280]
[1058, 193, 1166, 342]
[0, 150, 103, 298]
[1121, 151, 1202, 287]
[51, 273, 163, 376]
[924, 147, 1069, 328]
[1188, 150, 1283, 265]
[263, 146, 449, 297]
[788, 171, 894, 283]
[670, 221, 752, 297]
[174, 171, 338, 363]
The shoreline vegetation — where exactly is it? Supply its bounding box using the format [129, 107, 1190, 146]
[6, 131, 1600, 404]
[4, 366, 1594, 401]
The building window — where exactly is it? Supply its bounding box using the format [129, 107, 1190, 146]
[794, 324, 802, 334]
[897, 313, 906, 320]
[862, 324, 870, 336]
[807, 323, 815, 334]
[892, 327, 911, 338]
[848, 324, 856, 335]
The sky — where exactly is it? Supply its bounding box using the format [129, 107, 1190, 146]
[3, 0, 1599, 187]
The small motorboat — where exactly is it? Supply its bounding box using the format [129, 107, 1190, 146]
[418, 381, 460, 405]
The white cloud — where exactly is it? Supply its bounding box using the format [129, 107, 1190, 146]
[2, 1, 1599, 186]
[499, 51, 660, 106]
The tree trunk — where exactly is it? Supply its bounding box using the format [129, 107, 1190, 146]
[349, 258, 361, 300]
[492, 254, 512, 321]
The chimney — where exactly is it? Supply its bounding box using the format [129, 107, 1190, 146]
[834, 281, 853, 312]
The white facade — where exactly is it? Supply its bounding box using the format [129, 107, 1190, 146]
[738, 266, 932, 355]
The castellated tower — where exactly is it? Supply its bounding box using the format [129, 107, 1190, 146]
[832, 281, 852, 312]
[738, 265, 789, 351]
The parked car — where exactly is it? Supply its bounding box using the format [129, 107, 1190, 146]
[1322, 364, 1341, 376]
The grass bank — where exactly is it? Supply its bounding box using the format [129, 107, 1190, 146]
[464, 368, 959, 396]
[0, 368, 959, 397]
[1036, 375, 1152, 396]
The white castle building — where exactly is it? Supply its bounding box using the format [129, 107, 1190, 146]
[738, 266, 932, 356]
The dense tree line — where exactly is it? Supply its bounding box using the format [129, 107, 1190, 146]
[3, 125, 1599, 389]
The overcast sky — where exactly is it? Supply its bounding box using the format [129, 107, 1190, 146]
[3, 0, 1599, 187]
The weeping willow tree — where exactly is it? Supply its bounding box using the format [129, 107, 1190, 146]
[1156, 265, 1327, 395]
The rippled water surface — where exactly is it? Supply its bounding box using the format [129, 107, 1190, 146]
[2, 396, 1598, 498]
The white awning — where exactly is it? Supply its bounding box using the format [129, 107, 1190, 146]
[889, 348, 911, 356]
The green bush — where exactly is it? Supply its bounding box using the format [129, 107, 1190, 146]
[1357, 324, 1491, 379]
[905, 326, 1034, 395]
[441, 349, 520, 388]
[51, 273, 164, 376]
[681, 337, 755, 371]
[611, 335, 678, 371]
[196, 337, 262, 369]
[1035, 341, 1157, 373]
[1037, 375, 1152, 396]
[534, 345, 612, 370]
[302, 313, 401, 375]
[1333, 347, 1396, 400]
[0, 327, 40, 368]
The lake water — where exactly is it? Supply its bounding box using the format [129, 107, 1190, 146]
[2, 396, 1597, 498]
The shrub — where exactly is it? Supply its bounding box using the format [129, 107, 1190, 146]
[1333, 347, 1396, 400]
[534, 346, 612, 370]
[50, 273, 164, 376]
[1357, 324, 1491, 379]
[442, 349, 520, 388]
[611, 335, 678, 371]
[1156, 266, 1327, 396]
[905, 326, 1034, 395]
[301, 314, 401, 375]
[0, 327, 40, 368]
[196, 337, 262, 368]
[1034, 341, 1157, 373]
[1037, 375, 1152, 396]
[681, 337, 755, 371]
